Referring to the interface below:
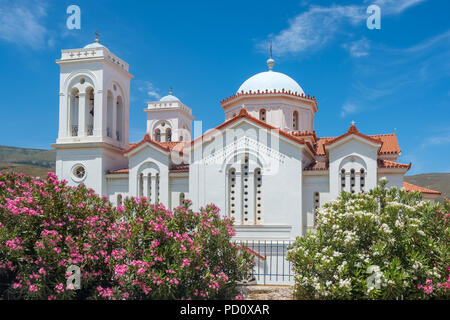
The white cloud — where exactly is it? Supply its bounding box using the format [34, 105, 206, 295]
[0, 0, 49, 50]
[343, 38, 370, 57]
[263, 0, 427, 57]
[136, 81, 161, 100]
[340, 102, 359, 118]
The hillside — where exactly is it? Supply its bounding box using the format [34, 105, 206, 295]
[0, 145, 55, 177]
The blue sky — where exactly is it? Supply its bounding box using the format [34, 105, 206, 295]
[0, 0, 449, 175]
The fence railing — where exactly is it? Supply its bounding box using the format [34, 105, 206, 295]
[237, 240, 294, 285]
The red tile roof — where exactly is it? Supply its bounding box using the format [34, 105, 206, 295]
[124, 134, 170, 154]
[378, 159, 411, 170]
[403, 182, 441, 195]
[170, 164, 189, 173]
[107, 168, 129, 175]
[315, 128, 401, 156]
[304, 161, 328, 171]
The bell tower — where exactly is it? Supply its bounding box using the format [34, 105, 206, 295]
[52, 35, 133, 195]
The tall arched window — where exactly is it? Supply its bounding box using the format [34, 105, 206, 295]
[116, 96, 123, 141]
[106, 91, 113, 138]
[70, 88, 80, 136]
[147, 173, 152, 202]
[254, 168, 262, 224]
[350, 169, 356, 193]
[259, 109, 266, 122]
[87, 87, 95, 136]
[314, 192, 320, 226]
[154, 129, 161, 142]
[360, 168, 365, 192]
[293, 111, 299, 130]
[139, 173, 144, 197]
[341, 169, 346, 191]
[166, 128, 172, 142]
[155, 173, 160, 203]
[228, 168, 236, 219]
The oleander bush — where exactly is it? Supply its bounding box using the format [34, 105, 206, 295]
[288, 179, 449, 300]
[0, 171, 253, 300]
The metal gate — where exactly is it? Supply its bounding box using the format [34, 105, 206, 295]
[238, 240, 294, 285]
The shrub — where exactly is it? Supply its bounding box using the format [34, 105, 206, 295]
[288, 179, 449, 300]
[106, 199, 253, 300]
[0, 171, 253, 300]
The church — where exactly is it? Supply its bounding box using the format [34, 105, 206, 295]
[52, 37, 441, 241]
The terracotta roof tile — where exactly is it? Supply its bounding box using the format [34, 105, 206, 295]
[124, 134, 170, 154]
[107, 168, 129, 175]
[403, 182, 441, 195]
[170, 164, 189, 173]
[378, 159, 411, 170]
[304, 161, 328, 171]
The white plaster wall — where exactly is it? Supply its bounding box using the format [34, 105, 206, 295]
[106, 176, 129, 205]
[303, 174, 330, 233]
[328, 138, 379, 199]
[169, 175, 189, 209]
[378, 172, 404, 189]
[189, 120, 304, 240]
[127, 145, 170, 205]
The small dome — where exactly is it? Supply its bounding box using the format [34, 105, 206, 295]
[84, 35, 109, 50]
[237, 57, 304, 95]
[160, 94, 180, 102]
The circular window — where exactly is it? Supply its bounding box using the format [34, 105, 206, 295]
[72, 164, 86, 182]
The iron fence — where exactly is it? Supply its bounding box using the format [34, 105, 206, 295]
[237, 240, 294, 285]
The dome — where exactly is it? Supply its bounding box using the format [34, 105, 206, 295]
[237, 58, 304, 95]
[160, 87, 180, 102]
[160, 94, 180, 102]
[84, 36, 109, 50]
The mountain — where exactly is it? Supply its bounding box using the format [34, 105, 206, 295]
[0, 145, 55, 177]
[0, 146, 448, 200]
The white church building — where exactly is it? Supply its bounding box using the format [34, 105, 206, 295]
[52, 38, 441, 241]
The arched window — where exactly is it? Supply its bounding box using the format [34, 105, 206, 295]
[259, 109, 266, 122]
[147, 173, 152, 202]
[70, 88, 80, 136]
[116, 96, 123, 141]
[314, 192, 320, 226]
[166, 128, 172, 142]
[293, 111, 299, 130]
[350, 169, 356, 193]
[179, 192, 185, 205]
[106, 91, 113, 138]
[155, 173, 160, 203]
[87, 87, 95, 136]
[117, 194, 123, 206]
[360, 168, 365, 192]
[139, 173, 144, 197]
[154, 129, 161, 142]
[254, 168, 262, 224]
[228, 168, 236, 219]
[341, 169, 346, 191]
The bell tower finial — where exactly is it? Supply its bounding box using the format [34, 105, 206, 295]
[169, 85, 173, 95]
[95, 31, 100, 43]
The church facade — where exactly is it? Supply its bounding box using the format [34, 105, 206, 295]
[52, 39, 440, 241]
